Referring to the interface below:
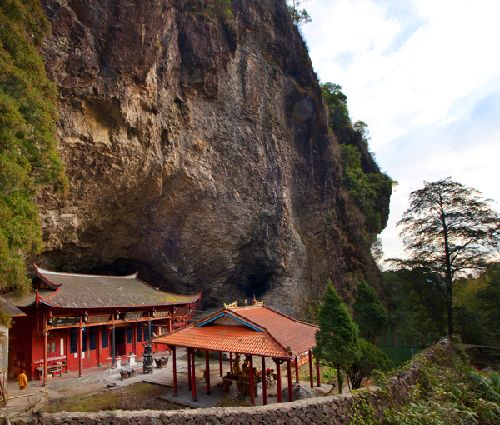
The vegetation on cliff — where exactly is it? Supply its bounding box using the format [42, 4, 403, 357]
[286, 0, 312, 26]
[321, 82, 393, 260]
[184, 0, 233, 19]
[0, 0, 67, 305]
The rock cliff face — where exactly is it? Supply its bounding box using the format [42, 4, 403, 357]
[34, 0, 389, 316]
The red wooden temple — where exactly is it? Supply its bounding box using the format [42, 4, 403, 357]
[4, 265, 201, 385]
[153, 301, 321, 405]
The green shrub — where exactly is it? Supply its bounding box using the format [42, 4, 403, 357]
[347, 338, 393, 389]
[374, 342, 500, 424]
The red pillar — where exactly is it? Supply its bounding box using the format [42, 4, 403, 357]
[308, 351, 314, 388]
[249, 355, 255, 406]
[287, 360, 293, 402]
[187, 348, 192, 390]
[78, 326, 83, 377]
[191, 348, 197, 402]
[316, 358, 321, 387]
[276, 360, 282, 403]
[206, 350, 211, 395]
[172, 346, 177, 397]
[65, 328, 71, 373]
[230, 352, 233, 373]
[295, 357, 299, 383]
[262, 356, 267, 406]
[219, 351, 223, 377]
[43, 331, 48, 386]
[97, 329, 102, 367]
[132, 325, 137, 356]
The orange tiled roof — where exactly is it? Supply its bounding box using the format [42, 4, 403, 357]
[153, 305, 319, 359]
[153, 325, 289, 358]
[229, 306, 318, 357]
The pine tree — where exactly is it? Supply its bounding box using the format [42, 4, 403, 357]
[395, 178, 500, 339]
[352, 278, 388, 343]
[314, 280, 359, 393]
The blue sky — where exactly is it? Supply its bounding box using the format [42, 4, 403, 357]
[299, 0, 500, 261]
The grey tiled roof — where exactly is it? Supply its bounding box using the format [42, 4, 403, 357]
[31, 266, 200, 309]
[0, 295, 27, 316]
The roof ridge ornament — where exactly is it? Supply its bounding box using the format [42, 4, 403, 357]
[224, 301, 238, 308]
[252, 296, 263, 306]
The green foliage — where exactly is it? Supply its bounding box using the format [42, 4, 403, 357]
[451, 264, 500, 346]
[321, 82, 393, 241]
[341, 143, 392, 233]
[0, 0, 68, 304]
[377, 342, 500, 424]
[187, 0, 233, 19]
[287, 0, 311, 26]
[347, 337, 393, 390]
[383, 263, 500, 348]
[476, 266, 500, 344]
[384, 269, 447, 346]
[349, 391, 378, 425]
[320, 82, 351, 130]
[393, 177, 500, 339]
[353, 279, 388, 343]
[315, 279, 359, 391]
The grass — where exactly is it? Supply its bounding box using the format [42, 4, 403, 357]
[41, 382, 183, 413]
[297, 363, 337, 386]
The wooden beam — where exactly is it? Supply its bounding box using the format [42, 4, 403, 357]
[295, 357, 299, 383]
[219, 351, 223, 377]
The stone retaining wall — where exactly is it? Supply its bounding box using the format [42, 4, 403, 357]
[10, 365, 420, 425]
[9, 393, 382, 425]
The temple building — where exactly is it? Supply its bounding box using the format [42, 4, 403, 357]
[4, 265, 201, 384]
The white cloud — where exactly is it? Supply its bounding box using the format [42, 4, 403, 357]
[301, 0, 500, 260]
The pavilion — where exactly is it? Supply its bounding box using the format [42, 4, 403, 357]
[152, 301, 321, 405]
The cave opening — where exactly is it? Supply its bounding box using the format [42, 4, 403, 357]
[245, 270, 273, 298]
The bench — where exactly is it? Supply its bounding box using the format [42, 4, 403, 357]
[36, 362, 66, 380]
